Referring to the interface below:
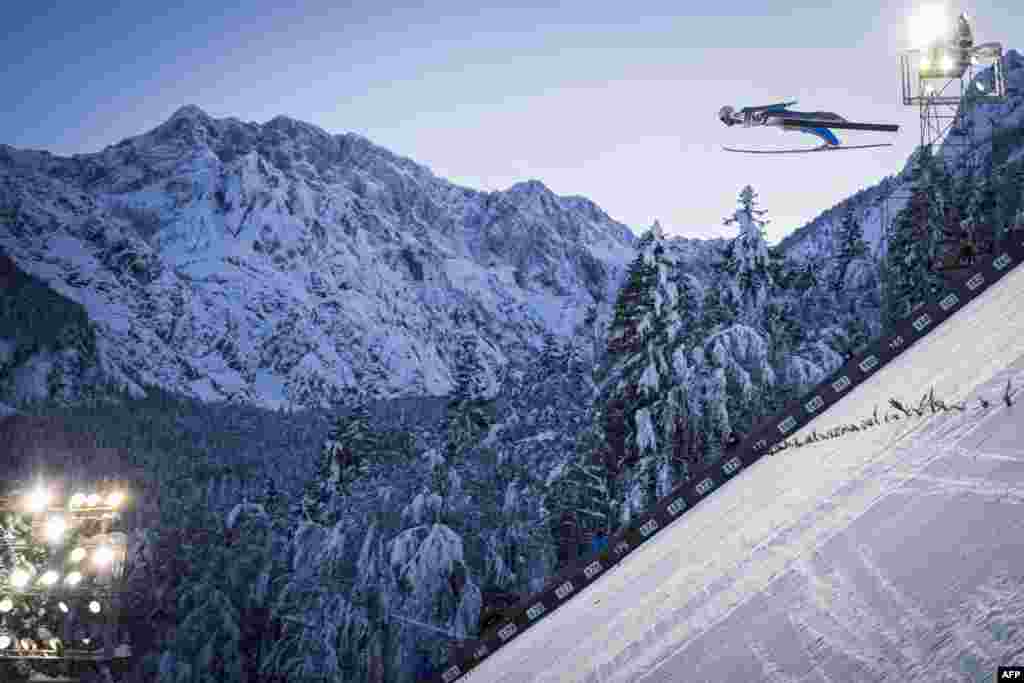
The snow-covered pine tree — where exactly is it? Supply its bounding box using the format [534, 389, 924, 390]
[884, 147, 939, 328]
[720, 185, 773, 309]
[766, 245, 793, 290]
[606, 251, 658, 358]
[761, 301, 802, 366]
[793, 260, 819, 293]
[994, 160, 1024, 245]
[538, 332, 570, 379]
[154, 487, 280, 683]
[301, 396, 383, 525]
[597, 224, 680, 513]
[445, 332, 495, 460]
[662, 267, 702, 352]
[701, 286, 732, 333]
[662, 385, 698, 481]
[572, 420, 618, 536]
[831, 207, 868, 295]
[966, 159, 1000, 253]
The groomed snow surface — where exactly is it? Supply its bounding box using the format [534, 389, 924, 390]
[464, 263, 1024, 683]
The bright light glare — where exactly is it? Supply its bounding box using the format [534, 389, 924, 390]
[0, 598, 12, 613]
[94, 545, 114, 567]
[106, 491, 124, 508]
[26, 487, 50, 513]
[70, 493, 86, 508]
[64, 572, 82, 586]
[88, 600, 101, 614]
[58, 601, 69, 613]
[70, 547, 87, 563]
[0, 634, 10, 649]
[39, 570, 59, 586]
[910, 5, 949, 49]
[10, 569, 31, 589]
[920, 56, 931, 69]
[941, 54, 954, 71]
[86, 493, 101, 507]
[45, 517, 66, 543]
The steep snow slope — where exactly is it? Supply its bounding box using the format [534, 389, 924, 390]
[456, 254, 1024, 681]
[0, 107, 634, 407]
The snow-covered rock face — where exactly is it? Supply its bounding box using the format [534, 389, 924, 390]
[0, 106, 635, 407]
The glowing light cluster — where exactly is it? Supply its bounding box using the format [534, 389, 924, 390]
[3, 479, 129, 660]
[69, 490, 125, 509]
[94, 545, 114, 568]
[910, 5, 950, 49]
[45, 516, 66, 543]
[9, 568, 32, 589]
[24, 487, 50, 513]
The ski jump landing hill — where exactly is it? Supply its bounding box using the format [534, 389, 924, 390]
[432, 234, 1024, 683]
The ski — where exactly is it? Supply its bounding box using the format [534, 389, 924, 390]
[722, 143, 893, 154]
[778, 118, 900, 132]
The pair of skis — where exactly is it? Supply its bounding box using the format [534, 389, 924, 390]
[723, 142, 893, 154]
[723, 117, 899, 154]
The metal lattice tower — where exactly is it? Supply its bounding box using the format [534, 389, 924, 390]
[898, 15, 1006, 165]
[880, 11, 1008, 256]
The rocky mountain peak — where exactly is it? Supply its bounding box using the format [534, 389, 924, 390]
[169, 104, 212, 122]
[0, 107, 636, 408]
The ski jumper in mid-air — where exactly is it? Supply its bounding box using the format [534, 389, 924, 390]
[718, 101, 899, 153]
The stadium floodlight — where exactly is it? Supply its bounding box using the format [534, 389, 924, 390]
[70, 547, 87, 563]
[88, 600, 101, 614]
[25, 486, 50, 513]
[39, 570, 59, 587]
[10, 568, 32, 589]
[94, 545, 114, 568]
[64, 572, 82, 587]
[0, 598, 12, 613]
[45, 516, 67, 543]
[910, 5, 950, 49]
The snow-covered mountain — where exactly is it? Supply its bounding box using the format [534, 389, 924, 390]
[780, 49, 1024, 261]
[0, 106, 635, 407]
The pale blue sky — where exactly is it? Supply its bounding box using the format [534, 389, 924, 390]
[3, 1, 1021, 242]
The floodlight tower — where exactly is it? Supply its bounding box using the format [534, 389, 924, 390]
[882, 7, 1008, 265]
[0, 481, 132, 682]
[899, 7, 1006, 162]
